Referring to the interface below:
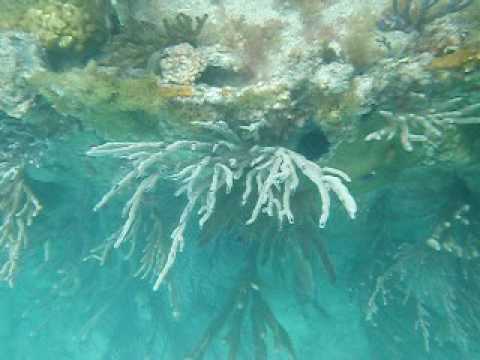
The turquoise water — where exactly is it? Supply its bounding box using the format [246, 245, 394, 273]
[1, 0, 480, 359]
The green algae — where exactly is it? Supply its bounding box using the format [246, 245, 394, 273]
[28, 66, 198, 139]
[0, 0, 108, 58]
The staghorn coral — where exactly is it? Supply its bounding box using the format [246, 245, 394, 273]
[378, 0, 474, 32]
[0, 163, 42, 287]
[86, 121, 356, 291]
[365, 93, 480, 152]
[83, 199, 174, 294]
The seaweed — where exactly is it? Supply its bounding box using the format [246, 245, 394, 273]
[378, 0, 474, 32]
[98, 12, 208, 69]
[161, 12, 209, 47]
[185, 259, 297, 360]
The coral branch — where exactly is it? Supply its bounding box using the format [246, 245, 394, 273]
[88, 121, 356, 290]
[365, 97, 480, 152]
[244, 147, 357, 228]
[0, 164, 42, 286]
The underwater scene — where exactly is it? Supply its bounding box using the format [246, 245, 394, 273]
[1, 0, 480, 359]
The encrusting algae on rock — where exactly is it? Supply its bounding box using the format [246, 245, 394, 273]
[28, 63, 197, 139]
[0, 0, 107, 55]
[429, 46, 480, 71]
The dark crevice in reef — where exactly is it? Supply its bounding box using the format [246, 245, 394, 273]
[198, 66, 253, 87]
[296, 127, 330, 160]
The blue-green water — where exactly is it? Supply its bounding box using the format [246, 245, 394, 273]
[1, 0, 480, 359]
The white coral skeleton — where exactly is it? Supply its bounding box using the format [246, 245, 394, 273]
[365, 97, 480, 151]
[87, 121, 357, 290]
[0, 163, 42, 286]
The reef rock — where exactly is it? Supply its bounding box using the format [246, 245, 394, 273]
[311, 62, 355, 95]
[159, 43, 207, 85]
[148, 43, 247, 85]
[0, 31, 45, 119]
[199, 44, 248, 78]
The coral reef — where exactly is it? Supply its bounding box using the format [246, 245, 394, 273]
[1, 0, 480, 358]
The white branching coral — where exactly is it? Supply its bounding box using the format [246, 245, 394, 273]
[87, 121, 357, 290]
[0, 163, 42, 286]
[365, 96, 480, 151]
[242, 146, 357, 227]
